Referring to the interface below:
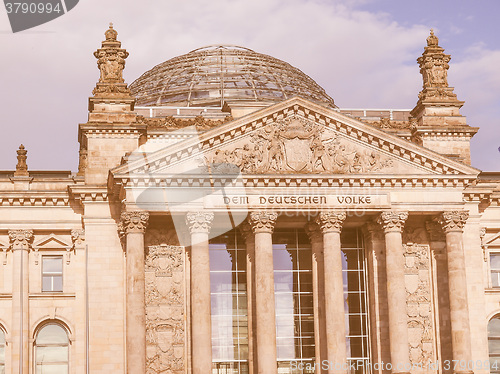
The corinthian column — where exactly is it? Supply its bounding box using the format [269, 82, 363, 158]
[9, 229, 33, 374]
[436, 211, 473, 374]
[248, 211, 278, 374]
[239, 222, 256, 374]
[377, 211, 410, 374]
[186, 211, 214, 374]
[305, 222, 327, 373]
[316, 212, 347, 374]
[120, 211, 149, 374]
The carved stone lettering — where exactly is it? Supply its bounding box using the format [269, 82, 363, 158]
[145, 245, 185, 374]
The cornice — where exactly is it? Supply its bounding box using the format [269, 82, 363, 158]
[112, 173, 476, 189]
[0, 191, 71, 206]
[68, 186, 109, 205]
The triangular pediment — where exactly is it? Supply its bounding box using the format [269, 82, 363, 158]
[112, 97, 479, 181]
[32, 234, 71, 250]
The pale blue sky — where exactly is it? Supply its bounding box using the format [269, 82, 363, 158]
[0, 0, 499, 171]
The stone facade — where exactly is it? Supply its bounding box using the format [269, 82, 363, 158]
[0, 25, 499, 374]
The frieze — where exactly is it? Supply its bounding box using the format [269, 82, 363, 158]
[138, 114, 232, 130]
[204, 117, 394, 174]
[145, 245, 186, 374]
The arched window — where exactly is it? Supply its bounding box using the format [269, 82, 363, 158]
[489, 314, 500, 374]
[34, 323, 69, 374]
[0, 327, 5, 374]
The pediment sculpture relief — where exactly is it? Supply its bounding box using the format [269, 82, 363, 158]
[205, 117, 393, 174]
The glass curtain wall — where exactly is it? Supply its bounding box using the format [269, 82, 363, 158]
[209, 227, 369, 374]
[273, 228, 369, 374]
[273, 229, 315, 373]
[210, 230, 249, 374]
[341, 229, 370, 374]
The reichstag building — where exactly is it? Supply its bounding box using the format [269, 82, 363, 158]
[0, 25, 499, 374]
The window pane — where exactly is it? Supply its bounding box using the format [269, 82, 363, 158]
[36, 346, 68, 362]
[35, 364, 68, 374]
[43, 258, 63, 273]
[490, 318, 500, 337]
[0, 330, 4, 344]
[52, 276, 63, 292]
[493, 272, 500, 288]
[491, 254, 500, 269]
[37, 325, 68, 344]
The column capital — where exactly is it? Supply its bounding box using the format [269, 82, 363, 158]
[186, 211, 214, 234]
[305, 222, 322, 244]
[71, 229, 85, 250]
[316, 211, 346, 234]
[8, 229, 33, 250]
[377, 211, 408, 233]
[248, 211, 278, 234]
[436, 210, 469, 233]
[119, 211, 150, 234]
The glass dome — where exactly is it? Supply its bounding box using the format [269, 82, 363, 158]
[129, 45, 336, 108]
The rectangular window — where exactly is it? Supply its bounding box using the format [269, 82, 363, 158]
[42, 256, 63, 292]
[491, 253, 500, 288]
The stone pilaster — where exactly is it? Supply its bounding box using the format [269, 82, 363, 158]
[248, 211, 278, 374]
[435, 211, 473, 374]
[305, 222, 327, 373]
[316, 211, 347, 374]
[119, 211, 149, 374]
[377, 211, 410, 374]
[9, 229, 33, 374]
[186, 212, 214, 374]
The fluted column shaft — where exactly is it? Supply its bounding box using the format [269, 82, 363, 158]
[248, 211, 278, 374]
[377, 211, 410, 374]
[240, 223, 256, 374]
[306, 223, 328, 373]
[120, 212, 149, 374]
[437, 211, 473, 373]
[186, 212, 214, 374]
[316, 212, 347, 374]
[9, 230, 33, 374]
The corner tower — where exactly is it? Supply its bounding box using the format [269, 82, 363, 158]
[410, 30, 478, 165]
[78, 24, 146, 184]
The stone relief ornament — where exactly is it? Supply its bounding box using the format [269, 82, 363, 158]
[248, 211, 278, 233]
[404, 243, 435, 367]
[14, 144, 29, 177]
[435, 210, 469, 233]
[71, 229, 85, 249]
[145, 245, 185, 374]
[118, 211, 150, 235]
[204, 117, 393, 174]
[92, 24, 132, 98]
[8, 229, 33, 249]
[316, 211, 347, 234]
[377, 211, 409, 233]
[185, 212, 214, 234]
[417, 30, 460, 102]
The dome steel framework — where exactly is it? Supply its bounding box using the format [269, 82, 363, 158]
[129, 45, 336, 108]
